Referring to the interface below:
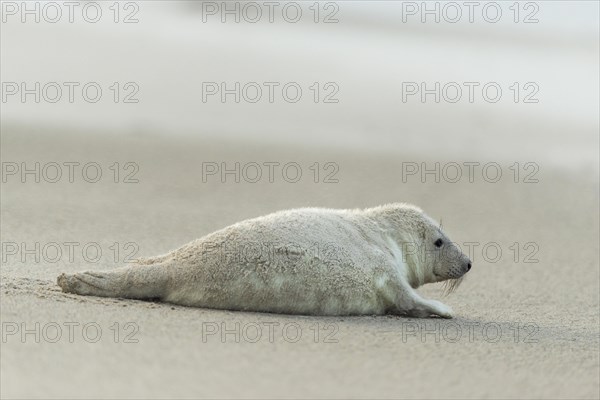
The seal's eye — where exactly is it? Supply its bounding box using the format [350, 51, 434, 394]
[434, 238, 443, 248]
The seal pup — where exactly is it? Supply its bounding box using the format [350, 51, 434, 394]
[57, 204, 471, 318]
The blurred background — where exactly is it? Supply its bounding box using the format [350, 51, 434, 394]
[2, 0, 598, 167]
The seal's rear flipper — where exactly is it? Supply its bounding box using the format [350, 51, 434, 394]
[130, 254, 172, 266]
[57, 264, 169, 300]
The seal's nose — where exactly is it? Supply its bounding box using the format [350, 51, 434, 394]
[463, 260, 472, 273]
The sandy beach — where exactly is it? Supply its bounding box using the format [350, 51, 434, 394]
[1, 126, 598, 399]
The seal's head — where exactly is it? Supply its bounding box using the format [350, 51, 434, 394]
[374, 203, 472, 290]
[418, 214, 471, 292]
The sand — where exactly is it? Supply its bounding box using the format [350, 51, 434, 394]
[1, 126, 598, 399]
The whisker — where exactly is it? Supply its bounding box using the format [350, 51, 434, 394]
[441, 276, 464, 296]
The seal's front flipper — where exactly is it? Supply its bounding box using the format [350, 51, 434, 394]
[402, 299, 454, 318]
[57, 264, 169, 300]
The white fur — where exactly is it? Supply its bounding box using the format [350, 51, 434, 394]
[57, 203, 471, 318]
